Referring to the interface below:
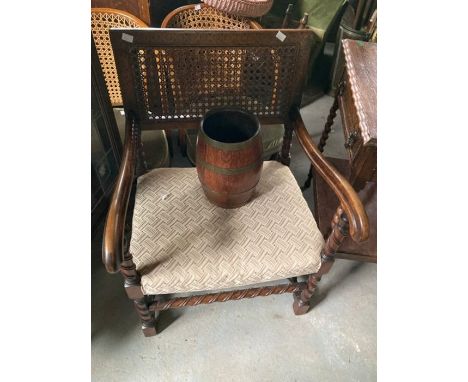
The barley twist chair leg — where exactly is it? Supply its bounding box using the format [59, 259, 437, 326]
[120, 250, 158, 336]
[293, 273, 323, 315]
[293, 207, 349, 315]
[302, 166, 314, 191]
[134, 297, 158, 337]
[302, 96, 340, 190]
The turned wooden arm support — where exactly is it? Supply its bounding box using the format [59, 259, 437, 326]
[290, 107, 369, 243]
[102, 113, 139, 273]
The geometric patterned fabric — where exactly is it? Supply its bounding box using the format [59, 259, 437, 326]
[130, 161, 324, 294]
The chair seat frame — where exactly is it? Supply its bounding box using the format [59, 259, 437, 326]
[102, 29, 369, 336]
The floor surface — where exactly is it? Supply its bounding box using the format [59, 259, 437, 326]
[91, 96, 376, 381]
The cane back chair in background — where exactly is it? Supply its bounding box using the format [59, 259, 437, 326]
[91, 8, 170, 169]
[103, 28, 369, 336]
[161, 3, 285, 164]
[91, 0, 151, 25]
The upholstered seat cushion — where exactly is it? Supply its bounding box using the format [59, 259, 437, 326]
[130, 161, 324, 295]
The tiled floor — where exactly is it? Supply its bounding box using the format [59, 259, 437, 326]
[92, 96, 376, 381]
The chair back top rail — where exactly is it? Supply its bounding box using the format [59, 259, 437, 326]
[110, 29, 318, 129]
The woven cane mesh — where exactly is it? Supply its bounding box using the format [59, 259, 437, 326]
[91, 10, 147, 106]
[163, 5, 259, 29]
[130, 45, 297, 122]
[203, 0, 274, 18]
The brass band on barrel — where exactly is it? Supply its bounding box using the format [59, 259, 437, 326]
[197, 156, 263, 176]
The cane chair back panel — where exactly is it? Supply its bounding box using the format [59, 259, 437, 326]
[110, 29, 318, 129]
[161, 4, 261, 30]
[91, 0, 151, 25]
[91, 8, 148, 107]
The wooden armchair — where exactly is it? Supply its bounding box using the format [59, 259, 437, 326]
[103, 28, 369, 336]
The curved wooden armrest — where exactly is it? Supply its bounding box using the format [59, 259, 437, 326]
[290, 107, 369, 242]
[102, 113, 139, 273]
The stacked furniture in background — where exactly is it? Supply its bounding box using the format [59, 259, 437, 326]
[91, 7, 170, 170]
[264, 0, 349, 98]
[329, 0, 376, 92]
[161, 3, 285, 164]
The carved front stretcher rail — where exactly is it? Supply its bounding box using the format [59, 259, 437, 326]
[148, 283, 305, 311]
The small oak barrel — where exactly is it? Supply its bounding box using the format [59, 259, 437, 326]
[196, 109, 263, 208]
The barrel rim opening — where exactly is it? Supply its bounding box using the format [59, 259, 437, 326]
[200, 108, 260, 146]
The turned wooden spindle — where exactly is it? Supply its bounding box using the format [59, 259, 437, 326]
[298, 13, 309, 29]
[120, 250, 142, 297]
[293, 207, 349, 315]
[132, 120, 148, 177]
[114, 114, 157, 336]
[318, 97, 340, 153]
[302, 95, 340, 190]
[120, 250, 157, 336]
[353, 0, 366, 30]
[282, 3, 294, 28]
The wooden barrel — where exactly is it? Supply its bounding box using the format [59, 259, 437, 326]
[196, 109, 263, 208]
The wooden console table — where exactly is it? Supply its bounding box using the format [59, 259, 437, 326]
[339, 39, 376, 190]
[305, 39, 377, 262]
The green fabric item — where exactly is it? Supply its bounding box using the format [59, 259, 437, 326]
[300, 0, 347, 39]
[185, 124, 285, 165]
[268, 0, 347, 41]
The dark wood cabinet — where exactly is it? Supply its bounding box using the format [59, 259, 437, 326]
[339, 39, 377, 190]
[91, 39, 122, 233]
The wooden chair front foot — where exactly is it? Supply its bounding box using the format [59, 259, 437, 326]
[293, 206, 349, 315]
[134, 297, 158, 337]
[142, 322, 157, 337]
[293, 254, 335, 316]
[292, 256, 335, 315]
[292, 273, 322, 315]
